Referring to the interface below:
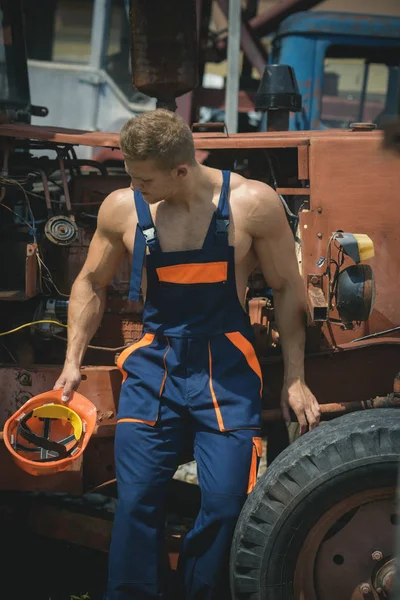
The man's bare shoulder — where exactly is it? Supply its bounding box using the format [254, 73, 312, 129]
[229, 173, 283, 237]
[97, 187, 135, 235]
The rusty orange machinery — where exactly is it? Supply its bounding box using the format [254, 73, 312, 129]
[0, 124, 399, 495]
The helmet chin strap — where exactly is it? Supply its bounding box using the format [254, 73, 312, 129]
[15, 411, 81, 462]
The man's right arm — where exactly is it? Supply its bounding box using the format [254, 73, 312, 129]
[54, 190, 127, 400]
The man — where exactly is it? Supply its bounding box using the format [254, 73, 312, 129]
[54, 109, 320, 600]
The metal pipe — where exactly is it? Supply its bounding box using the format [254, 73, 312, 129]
[357, 61, 370, 123]
[36, 169, 52, 213]
[225, 0, 241, 134]
[249, 0, 325, 36]
[89, 0, 111, 70]
[0, 145, 10, 203]
[262, 394, 400, 422]
[267, 110, 290, 132]
[217, 0, 267, 76]
[58, 158, 73, 214]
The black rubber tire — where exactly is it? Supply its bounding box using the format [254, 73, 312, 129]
[230, 409, 400, 600]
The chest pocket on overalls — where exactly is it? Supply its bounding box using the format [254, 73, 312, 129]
[156, 262, 228, 285]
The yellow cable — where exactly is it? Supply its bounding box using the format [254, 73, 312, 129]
[0, 320, 67, 337]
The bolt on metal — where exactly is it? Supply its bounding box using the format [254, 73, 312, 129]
[359, 582, 371, 595]
[372, 550, 383, 561]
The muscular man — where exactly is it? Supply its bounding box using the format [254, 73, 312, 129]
[55, 109, 320, 600]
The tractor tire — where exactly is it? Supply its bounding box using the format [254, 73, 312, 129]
[230, 409, 400, 600]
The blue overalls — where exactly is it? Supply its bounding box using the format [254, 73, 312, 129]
[106, 171, 263, 600]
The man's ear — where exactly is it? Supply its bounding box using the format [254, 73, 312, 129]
[175, 165, 188, 178]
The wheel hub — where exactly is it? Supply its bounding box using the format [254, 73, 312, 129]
[294, 489, 397, 600]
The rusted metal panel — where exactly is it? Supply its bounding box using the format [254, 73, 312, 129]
[28, 505, 113, 552]
[83, 437, 116, 492]
[300, 134, 400, 345]
[0, 365, 120, 430]
[297, 144, 309, 180]
[261, 342, 400, 410]
[130, 0, 198, 102]
[26, 503, 184, 568]
[294, 490, 395, 600]
[0, 242, 39, 300]
[307, 274, 328, 323]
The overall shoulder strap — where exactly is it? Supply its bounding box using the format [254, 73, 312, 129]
[134, 190, 160, 252]
[128, 191, 160, 301]
[215, 170, 230, 246]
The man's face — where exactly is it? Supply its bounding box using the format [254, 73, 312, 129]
[124, 158, 177, 204]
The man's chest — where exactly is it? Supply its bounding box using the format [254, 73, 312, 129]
[123, 199, 253, 265]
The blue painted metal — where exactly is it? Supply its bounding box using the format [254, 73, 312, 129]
[265, 11, 400, 131]
[275, 11, 400, 40]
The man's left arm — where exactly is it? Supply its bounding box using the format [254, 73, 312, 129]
[247, 181, 321, 434]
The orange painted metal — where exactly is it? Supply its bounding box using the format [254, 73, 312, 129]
[297, 144, 309, 180]
[301, 134, 400, 345]
[276, 187, 310, 195]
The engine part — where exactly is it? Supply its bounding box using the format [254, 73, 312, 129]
[130, 0, 198, 109]
[0, 242, 38, 300]
[336, 264, 375, 324]
[58, 156, 73, 213]
[334, 232, 375, 264]
[256, 64, 302, 131]
[44, 215, 78, 245]
[33, 299, 69, 336]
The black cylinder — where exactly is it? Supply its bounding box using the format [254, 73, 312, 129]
[266, 110, 290, 132]
[256, 64, 302, 114]
[130, 0, 198, 105]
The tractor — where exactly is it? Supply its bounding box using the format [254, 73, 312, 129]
[0, 1, 399, 598]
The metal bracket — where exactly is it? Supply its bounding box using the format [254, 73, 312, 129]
[307, 274, 328, 323]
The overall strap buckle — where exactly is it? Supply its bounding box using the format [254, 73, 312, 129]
[142, 227, 158, 245]
[216, 218, 230, 234]
[215, 217, 229, 246]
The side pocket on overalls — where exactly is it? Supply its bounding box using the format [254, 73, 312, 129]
[247, 437, 263, 494]
[225, 331, 263, 397]
[116, 333, 169, 426]
[116, 333, 156, 383]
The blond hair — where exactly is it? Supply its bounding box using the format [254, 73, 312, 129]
[119, 109, 196, 170]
